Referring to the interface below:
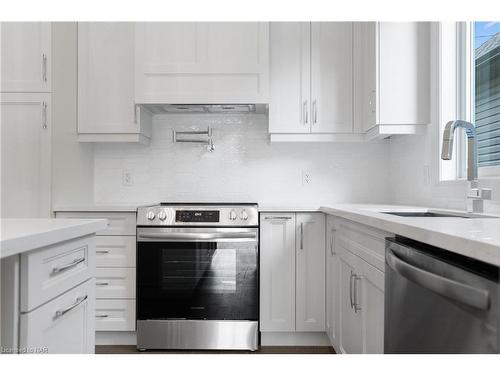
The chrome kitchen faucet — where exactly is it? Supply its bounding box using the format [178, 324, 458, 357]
[441, 120, 492, 213]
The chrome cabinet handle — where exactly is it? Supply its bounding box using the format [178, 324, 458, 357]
[313, 100, 317, 124]
[96, 250, 110, 254]
[299, 223, 303, 249]
[55, 295, 87, 318]
[330, 228, 336, 256]
[369, 90, 376, 114]
[349, 271, 355, 309]
[42, 53, 47, 82]
[52, 257, 85, 275]
[95, 314, 109, 318]
[42, 101, 47, 129]
[386, 246, 490, 311]
[353, 274, 362, 313]
[263, 216, 292, 220]
[95, 281, 109, 286]
[303, 100, 308, 124]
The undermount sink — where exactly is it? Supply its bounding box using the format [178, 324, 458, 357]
[380, 211, 497, 219]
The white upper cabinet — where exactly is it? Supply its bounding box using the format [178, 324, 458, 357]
[259, 214, 296, 332]
[0, 22, 51, 92]
[296, 213, 326, 332]
[269, 22, 353, 137]
[269, 22, 310, 134]
[311, 22, 353, 133]
[135, 22, 269, 104]
[354, 22, 431, 139]
[77, 22, 152, 144]
[0, 93, 51, 218]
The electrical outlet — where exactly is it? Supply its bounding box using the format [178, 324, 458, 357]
[302, 170, 312, 186]
[122, 169, 133, 186]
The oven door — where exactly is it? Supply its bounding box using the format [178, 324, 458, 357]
[136, 227, 259, 321]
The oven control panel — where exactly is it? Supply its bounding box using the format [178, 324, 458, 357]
[137, 204, 258, 227]
[176, 210, 220, 222]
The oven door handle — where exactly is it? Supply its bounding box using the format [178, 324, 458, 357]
[386, 246, 490, 311]
[138, 232, 257, 242]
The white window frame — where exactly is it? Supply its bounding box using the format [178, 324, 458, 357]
[457, 22, 500, 179]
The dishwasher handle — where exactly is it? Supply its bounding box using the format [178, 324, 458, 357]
[386, 245, 490, 311]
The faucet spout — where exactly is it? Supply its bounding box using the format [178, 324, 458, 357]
[441, 120, 478, 181]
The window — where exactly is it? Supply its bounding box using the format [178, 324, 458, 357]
[474, 22, 500, 172]
[440, 22, 500, 180]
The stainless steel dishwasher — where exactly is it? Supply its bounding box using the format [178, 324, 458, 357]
[384, 237, 500, 353]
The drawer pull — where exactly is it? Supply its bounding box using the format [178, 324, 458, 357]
[55, 295, 88, 318]
[263, 216, 292, 220]
[95, 314, 109, 318]
[51, 257, 86, 275]
[96, 281, 109, 286]
[96, 250, 110, 254]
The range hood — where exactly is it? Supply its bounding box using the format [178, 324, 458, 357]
[141, 104, 267, 115]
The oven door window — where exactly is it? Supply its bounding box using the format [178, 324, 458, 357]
[137, 241, 258, 321]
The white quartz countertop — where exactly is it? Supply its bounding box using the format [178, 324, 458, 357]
[0, 218, 108, 259]
[320, 204, 500, 266]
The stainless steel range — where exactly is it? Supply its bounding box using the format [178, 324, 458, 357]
[136, 203, 259, 351]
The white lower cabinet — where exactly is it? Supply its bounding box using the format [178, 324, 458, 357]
[95, 299, 135, 331]
[19, 278, 95, 354]
[259, 213, 296, 331]
[296, 213, 326, 331]
[327, 215, 386, 354]
[55, 210, 137, 333]
[337, 246, 363, 353]
[260, 212, 325, 334]
[326, 216, 339, 345]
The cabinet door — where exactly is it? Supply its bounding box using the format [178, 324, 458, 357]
[311, 22, 353, 133]
[19, 278, 95, 354]
[378, 22, 430, 125]
[135, 22, 269, 103]
[269, 22, 311, 133]
[0, 93, 51, 217]
[296, 213, 325, 332]
[1, 22, 51, 92]
[358, 258, 385, 354]
[259, 213, 296, 331]
[326, 216, 338, 345]
[353, 22, 377, 133]
[77, 22, 138, 135]
[337, 247, 363, 353]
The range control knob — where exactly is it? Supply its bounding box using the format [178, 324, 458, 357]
[147, 211, 156, 221]
[240, 210, 249, 221]
[158, 211, 167, 221]
[229, 210, 237, 221]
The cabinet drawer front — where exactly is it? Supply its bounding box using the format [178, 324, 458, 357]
[95, 236, 136, 267]
[19, 278, 95, 354]
[335, 218, 389, 272]
[55, 211, 136, 236]
[95, 268, 135, 299]
[95, 299, 135, 331]
[20, 235, 95, 312]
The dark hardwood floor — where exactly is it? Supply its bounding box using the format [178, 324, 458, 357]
[95, 345, 335, 354]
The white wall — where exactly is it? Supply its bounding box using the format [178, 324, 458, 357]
[52, 23, 94, 208]
[94, 114, 391, 207]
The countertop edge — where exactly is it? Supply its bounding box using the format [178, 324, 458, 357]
[0, 219, 108, 260]
[320, 206, 500, 267]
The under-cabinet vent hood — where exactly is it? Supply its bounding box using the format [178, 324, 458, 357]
[141, 104, 267, 115]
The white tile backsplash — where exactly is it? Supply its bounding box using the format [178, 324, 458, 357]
[94, 114, 392, 206]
